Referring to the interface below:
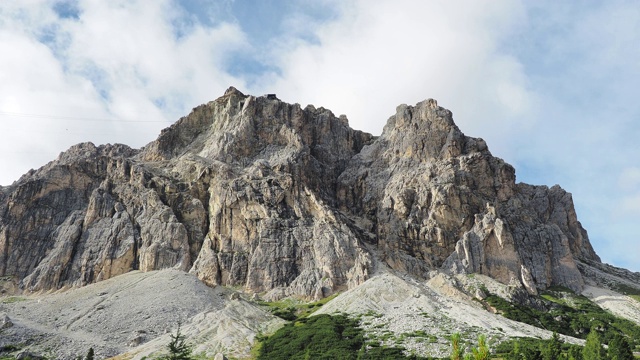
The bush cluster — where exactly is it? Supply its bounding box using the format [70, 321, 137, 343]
[485, 290, 640, 348]
[256, 314, 431, 360]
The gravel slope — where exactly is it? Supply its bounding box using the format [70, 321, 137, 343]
[0, 269, 283, 359]
[1, 266, 637, 359]
[582, 285, 640, 325]
[314, 269, 584, 358]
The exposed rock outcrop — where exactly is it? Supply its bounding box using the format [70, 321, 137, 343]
[0, 88, 600, 298]
[337, 99, 598, 293]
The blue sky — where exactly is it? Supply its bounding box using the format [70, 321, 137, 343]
[0, 0, 638, 272]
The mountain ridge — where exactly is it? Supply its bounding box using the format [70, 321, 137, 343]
[0, 87, 599, 299]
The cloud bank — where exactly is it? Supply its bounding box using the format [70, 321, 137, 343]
[0, 0, 246, 185]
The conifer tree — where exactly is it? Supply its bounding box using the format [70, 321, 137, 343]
[450, 333, 465, 360]
[161, 325, 193, 360]
[507, 340, 522, 360]
[85, 347, 94, 360]
[583, 329, 605, 360]
[471, 335, 490, 360]
[542, 332, 563, 360]
[568, 346, 583, 360]
[607, 333, 634, 360]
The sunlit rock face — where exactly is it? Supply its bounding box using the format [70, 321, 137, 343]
[0, 87, 599, 298]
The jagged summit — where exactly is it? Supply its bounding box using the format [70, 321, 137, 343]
[0, 88, 599, 300]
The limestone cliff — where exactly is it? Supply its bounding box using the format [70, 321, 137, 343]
[0, 87, 600, 298]
[337, 99, 598, 293]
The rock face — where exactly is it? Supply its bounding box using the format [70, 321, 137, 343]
[0, 87, 600, 298]
[337, 99, 598, 293]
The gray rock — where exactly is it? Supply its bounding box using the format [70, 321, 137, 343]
[474, 288, 487, 300]
[0, 312, 12, 329]
[15, 350, 46, 360]
[0, 88, 601, 298]
[128, 334, 145, 347]
[214, 353, 228, 360]
[338, 99, 597, 293]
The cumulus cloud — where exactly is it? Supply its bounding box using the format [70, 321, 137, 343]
[256, 0, 535, 148]
[0, 0, 246, 185]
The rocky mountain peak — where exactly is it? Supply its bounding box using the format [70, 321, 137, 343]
[0, 88, 600, 299]
[378, 99, 490, 165]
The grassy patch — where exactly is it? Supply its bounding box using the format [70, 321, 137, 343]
[0, 296, 26, 304]
[256, 293, 340, 321]
[610, 282, 640, 303]
[400, 330, 430, 339]
[361, 310, 383, 319]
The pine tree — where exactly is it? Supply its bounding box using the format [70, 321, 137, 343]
[568, 346, 583, 360]
[542, 332, 563, 360]
[607, 333, 634, 360]
[507, 340, 522, 360]
[85, 347, 94, 360]
[583, 329, 605, 360]
[161, 325, 193, 360]
[471, 335, 490, 360]
[450, 333, 465, 360]
[521, 345, 542, 360]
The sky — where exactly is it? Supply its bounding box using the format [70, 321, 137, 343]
[0, 0, 638, 272]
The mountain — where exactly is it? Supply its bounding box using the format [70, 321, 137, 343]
[0, 87, 638, 359]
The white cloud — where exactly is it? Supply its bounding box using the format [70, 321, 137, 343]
[0, 0, 247, 185]
[257, 0, 535, 150]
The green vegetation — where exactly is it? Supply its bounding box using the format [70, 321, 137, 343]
[470, 335, 490, 360]
[494, 327, 638, 360]
[484, 288, 640, 350]
[0, 296, 26, 304]
[0, 344, 22, 360]
[85, 347, 94, 360]
[610, 282, 640, 303]
[541, 332, 563, 360]
[450, 333, 464, 360]
[256, 293, 340, 321]
[255, 314, 431, 360]
[449, 334, 490, 360]
[495, 335, 583, 359]
[583, 330, 605, 360]
[607, 333, 634, 360]
[159, 325, 193, 360]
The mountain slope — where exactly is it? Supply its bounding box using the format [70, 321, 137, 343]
[0, 269, 284, 359]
